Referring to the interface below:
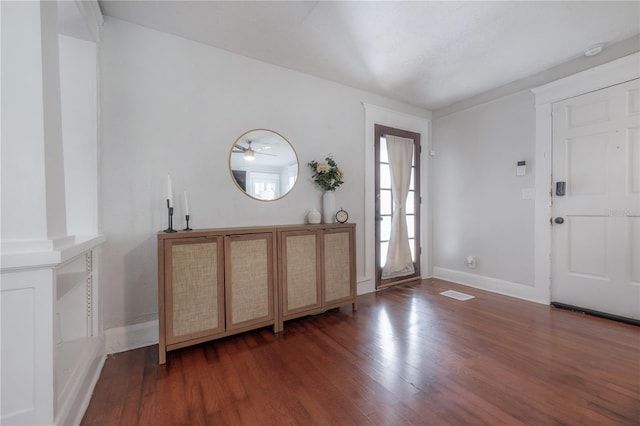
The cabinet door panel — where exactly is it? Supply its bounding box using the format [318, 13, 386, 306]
[282, 232, 321, 315]
[323, 229, 355, 304]
[166, 238, 224, 344]
[226, 233, 274, 329]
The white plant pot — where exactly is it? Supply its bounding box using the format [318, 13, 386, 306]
[322, 191, 335, 223]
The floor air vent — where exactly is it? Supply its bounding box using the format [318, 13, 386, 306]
[440, 290, 475, 301]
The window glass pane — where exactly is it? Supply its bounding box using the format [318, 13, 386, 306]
[380, 215, 391, 242]
[250, 172, 280, 199]
[380, 189, 392, 215]
[376, 129, 420, 280]
[380, 164, 391, 189]
[380, 242, 389, 267]
[406, 214, 415, 239]
[380, 137, 388, 163]
[406, 192, 414, 214]
[408, 238, 416, 262]
[409, 168, 415, 190]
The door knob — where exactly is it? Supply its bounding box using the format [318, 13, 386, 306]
[554, 217, 565, 224]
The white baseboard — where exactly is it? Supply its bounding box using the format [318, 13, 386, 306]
[433, 267, 549, 305]
[55, 337, 105, 426]
[357, 276, 375, 295]
[104, 268, 544, 355]
[357, 274, 433, 295]
[105, 320, 159, 354]
[102, 270, 544, 357]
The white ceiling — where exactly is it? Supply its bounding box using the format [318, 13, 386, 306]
[98, 1, 640, 111]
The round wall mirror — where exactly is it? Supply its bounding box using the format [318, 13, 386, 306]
[229, 129, 299, 201]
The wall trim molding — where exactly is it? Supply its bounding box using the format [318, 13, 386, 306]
[0, 234, 105, 271]
[531, 52, 640, 105]
[105, 320, 159, 354]
[104, 281, 380, 354]
[56, 338, 106, 426]
[75, 0, 104, 42]
[436, 37, 640, 118]
[434, 267, 549, 305]
[357, 276, 375, 295]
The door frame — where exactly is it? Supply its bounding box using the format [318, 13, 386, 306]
[374, 124, 421, 289]
[531, 52, 640, 304]
[362, 104, 432, 294]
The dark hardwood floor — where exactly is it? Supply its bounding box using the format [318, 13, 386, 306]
[82, 279, 640, 425]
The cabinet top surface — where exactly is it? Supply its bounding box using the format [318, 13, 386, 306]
[157, 223, 355, 240]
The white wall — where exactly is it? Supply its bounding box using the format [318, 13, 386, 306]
[100, 18, 430, 329]
[432, 91, 537, 297]
[59, 35, 99, 237]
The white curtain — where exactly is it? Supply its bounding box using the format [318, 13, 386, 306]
[382, 135, 415, 279]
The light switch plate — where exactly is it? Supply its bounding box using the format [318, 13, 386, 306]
[522, 188, 535, 200]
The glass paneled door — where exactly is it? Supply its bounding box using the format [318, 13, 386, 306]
[375, 124, 421, 289]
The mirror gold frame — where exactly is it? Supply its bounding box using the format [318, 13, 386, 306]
[229, 129, 299, 201]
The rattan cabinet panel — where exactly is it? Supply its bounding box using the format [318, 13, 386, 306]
[158, 228, 278, 364]
[166, 238, 224, 344]
[226, 234, 274, 328]
[281, 232, 320, 315]
[324, 229, 354, 304]
[279, 224, 356, 322]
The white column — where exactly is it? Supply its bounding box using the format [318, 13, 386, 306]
[1, 2, 106, 425]
[1, 0, 70, 253]
[1, 2, 67, 424]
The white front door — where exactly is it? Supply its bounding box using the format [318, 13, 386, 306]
[552, 79, 640, 320]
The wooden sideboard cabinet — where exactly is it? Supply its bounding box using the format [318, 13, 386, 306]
[278, 223, 357, 321]
[157, 227, 279, 364]
[157, 223, 356, 364]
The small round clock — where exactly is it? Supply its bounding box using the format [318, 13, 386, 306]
[335, 208, 349, 223]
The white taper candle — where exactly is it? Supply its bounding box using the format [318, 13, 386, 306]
[167, 175, 173, 207]
[184, 190, 190, 215]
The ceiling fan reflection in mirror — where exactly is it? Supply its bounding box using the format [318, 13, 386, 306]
[232, 140, 276, 161]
